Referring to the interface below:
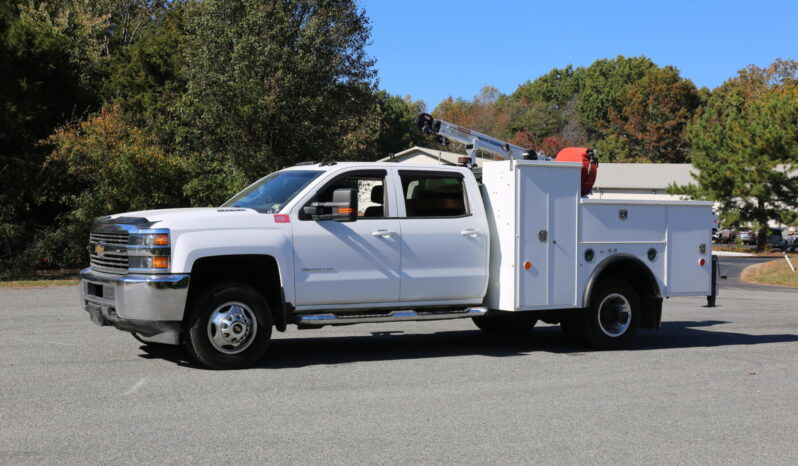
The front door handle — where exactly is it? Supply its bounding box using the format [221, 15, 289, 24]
[460, 229, 481, 237]
[372, 229, 397, 238]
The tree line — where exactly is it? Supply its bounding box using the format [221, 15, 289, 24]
[1, 0, 796, 275]
[432, 58, 798, 246]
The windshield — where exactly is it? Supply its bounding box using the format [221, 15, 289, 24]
[223, 170, 323, 213]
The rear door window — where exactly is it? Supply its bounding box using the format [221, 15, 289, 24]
[399, 171, 468, 218]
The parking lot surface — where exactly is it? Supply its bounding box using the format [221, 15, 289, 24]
[1, 268, 797, 465]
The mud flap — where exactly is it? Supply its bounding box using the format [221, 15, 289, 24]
[707, 255, 719, 307]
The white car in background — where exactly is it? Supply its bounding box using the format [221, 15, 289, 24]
[767, 227, 796, 251]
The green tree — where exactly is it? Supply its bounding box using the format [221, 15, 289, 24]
[31, 105, 186, 267]
[0, 0, 105, 264]
[505, 56, 676, 158]
[592, 134, 636, 162]
[577, 55, 656, 139]
[508, 69, 586, 152]
[502, 98, 562, 151]
[373, 91, 427, 157]
[607, 66, 701, 162]
[102, 1, 186, 138]
[97, 0, 170, 50]
[512, 65, 584, 111]
[176, 0, 377, 204]
[672, 84, 798, 250]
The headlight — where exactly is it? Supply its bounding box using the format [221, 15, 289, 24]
[129, 255, 170, 269]
[129, 233, 170, 246]
[128, 230, 171, 272]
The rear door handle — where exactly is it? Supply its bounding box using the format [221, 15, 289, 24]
[460, 229, 481, 237]
[372, 229, 397, 238]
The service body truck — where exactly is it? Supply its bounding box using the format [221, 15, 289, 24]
[80, 116, 717, 369]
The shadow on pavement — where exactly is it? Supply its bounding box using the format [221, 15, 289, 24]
[137, 344, 194, 367]
[634, 320, 798, 350]
[137, 319, 798, 370]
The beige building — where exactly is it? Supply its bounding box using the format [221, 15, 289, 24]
[379, 146, 695, 202]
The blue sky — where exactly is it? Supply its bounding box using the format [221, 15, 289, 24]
[360, 0, 797, 110]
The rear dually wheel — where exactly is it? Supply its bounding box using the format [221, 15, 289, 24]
[562, 278, 640, 350]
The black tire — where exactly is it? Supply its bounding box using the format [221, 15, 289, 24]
[472, 313, 537, 335]
[185, 283, 272, 370]
[567, 279, 641, 350]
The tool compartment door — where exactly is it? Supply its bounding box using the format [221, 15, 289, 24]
[516, 164, 580, 309]
[666, 205, 713, 295]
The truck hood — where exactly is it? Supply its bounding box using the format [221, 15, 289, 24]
[98, 207, 277, 231]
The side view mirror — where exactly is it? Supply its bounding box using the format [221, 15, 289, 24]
[303, 188, 358, 222]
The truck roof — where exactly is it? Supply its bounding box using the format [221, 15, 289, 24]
[282, 161, 474, 173]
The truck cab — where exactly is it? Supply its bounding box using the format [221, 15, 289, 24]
[288, 163, 488, 309]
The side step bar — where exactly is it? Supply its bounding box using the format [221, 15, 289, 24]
[296, 307, 487, 327]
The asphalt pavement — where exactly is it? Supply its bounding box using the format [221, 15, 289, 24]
[1, 265, 797, 465]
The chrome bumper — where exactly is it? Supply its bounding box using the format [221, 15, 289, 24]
[79, 268, 190, 345]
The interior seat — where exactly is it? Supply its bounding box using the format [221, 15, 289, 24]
[363, 185, 384, 218]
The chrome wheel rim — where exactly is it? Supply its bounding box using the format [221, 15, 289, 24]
[597, 293, 631, 337]
[207, 302, 257, 354]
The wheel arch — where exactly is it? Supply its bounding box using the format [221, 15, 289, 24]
[583, 253, 663, 329]
[185, 254, 288, 334]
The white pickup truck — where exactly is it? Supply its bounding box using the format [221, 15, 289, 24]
[79, 156, 717, 369]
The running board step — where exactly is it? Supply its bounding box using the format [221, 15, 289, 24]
[296, 307, 487, 327]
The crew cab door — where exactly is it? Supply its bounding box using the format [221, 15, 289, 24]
[396, 169, 489, 302]
[292, 170, 401, 306]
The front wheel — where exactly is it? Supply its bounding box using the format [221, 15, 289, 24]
[185, 283, 272, 370]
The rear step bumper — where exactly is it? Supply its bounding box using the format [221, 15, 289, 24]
[295, 307, 487, 327]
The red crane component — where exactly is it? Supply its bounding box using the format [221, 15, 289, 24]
[555, 147, 598, 196]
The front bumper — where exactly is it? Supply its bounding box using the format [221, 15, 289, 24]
[79, 268, 190, 345]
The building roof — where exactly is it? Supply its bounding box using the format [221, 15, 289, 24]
[593, 163, 696, 190]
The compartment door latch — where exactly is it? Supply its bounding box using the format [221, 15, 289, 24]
[538, 230, 548, 242]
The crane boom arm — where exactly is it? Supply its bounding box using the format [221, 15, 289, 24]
[416, 113, 535, 166]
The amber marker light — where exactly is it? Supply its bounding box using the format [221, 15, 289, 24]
[152, 256, 169, 269]
[524, 261, 532, 270]
[337, 208, 354, 214]
[153, 234, 169, 246]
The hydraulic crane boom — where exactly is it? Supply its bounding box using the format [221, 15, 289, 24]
[416, 113, 537, 166]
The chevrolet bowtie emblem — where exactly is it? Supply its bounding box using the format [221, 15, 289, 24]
[95, 244, 105, 256]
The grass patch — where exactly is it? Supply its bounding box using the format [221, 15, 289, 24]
[0, 278, 79, 288]
[742, 257, 798, 288]
[0, 269, 80, 288]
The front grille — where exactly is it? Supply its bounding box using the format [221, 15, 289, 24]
[90, 232, 129, 245]
[89, 231, 130, 274]
[90, 252, 129, 273]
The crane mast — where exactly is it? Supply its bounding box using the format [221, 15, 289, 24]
[416, 113, 538, 166]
